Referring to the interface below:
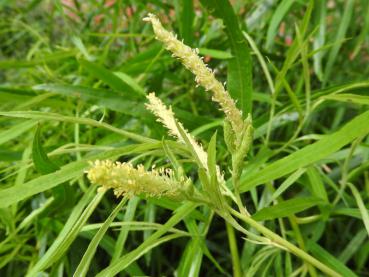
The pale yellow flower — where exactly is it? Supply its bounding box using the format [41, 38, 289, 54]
[146, 93, 236, 201]
[87, 160, 190, 200]
[143, 13, 244, 136]
[146, 92, 208, 169]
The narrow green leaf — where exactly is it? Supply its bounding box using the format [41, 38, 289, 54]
[34, 83, 148, 118]
[308, 242, 358, 277]
[243, 31, 274, 94]
[177, 238, 204, 276]
[306, 167, 328, 201]
[32, 125, 60, 174]
[111, 197, 140, 263]
[274, 0, 313, 96]
[0, 143, 156, 208]
[0, 148, 22, 161]
[252, 197, 324, 221]
[118, 44, 164, 75]
[240, 110, 369, 193]
[198, 48, 233, 59]
[26, 186, 102, 276]
[74, 197, 128, 277]
[177, 0, 195, 45]
[0, 51, 75, 69]
[178, 218, 206, 276]
[347, 183, 369, 237]
[332, 208, 363, 220]
[32, 85, 210, 131]
[321, 93, 369, 105]
[0, 160, 86, 209]
[206, 132, 224, 209]
[312, 0, 326, 81]
[79, 59, 141, 96]
[96, 202, 197, 277]
[323, 0, 354, 86]
[351, 0, 369, 58]
[254, 112, 299, 140]
[207, 132, 217, 182]
[0, 120, 38, 146]
[265, 0, 295, 50]
[114, 72, 146, 96]
[0, 110, 155, 143]
[71, 36, 94, 61]
[174, 120, 205, 169]
[338, 228, 367, 264]
[269, 168, 306, 203]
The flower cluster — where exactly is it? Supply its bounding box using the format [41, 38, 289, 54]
[86, 14, 252, 203]
[146, 92, 208, 169]
[143, 13, 244, 135]
[87, 160, 190, 200]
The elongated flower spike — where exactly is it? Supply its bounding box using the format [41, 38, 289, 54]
[145, 92, 237, 203]
[143, 13, 244, 137]
[87, 160, 192, 200]
[146, 92, 208, 169]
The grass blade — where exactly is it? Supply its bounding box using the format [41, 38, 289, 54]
[347, 183, 369, 237]
[79, 59, 142, 97]
[243, 31, 274, 94]
[0, 120, 38, 146]
[323, 0, 354, 86]
[252, 197, 324, 221]
[0, 51, 75, 69]
[73, 197, 128, 277]
[27, 186, 103, 276]
[321, 93, 369, 105]
[312, 0, 326, 80]
[308, 242, 358, 277]
[32, 125, 60, 174]
[240, 110, 369, 193]
[111, 197, 140, 263]
[0, 111, 155, 143]
[265, 0, 295, 50]
[269, 168, 306, 203]
[176, 0, 195, 45]
[0, 143, 157, 208]
[96, 202, 197, 276]
[338, 228, 367, 264]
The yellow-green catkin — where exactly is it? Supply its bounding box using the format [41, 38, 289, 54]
[87, 160, 190, 200]
[143, 13, 244, 136]
[146, 92, 208, 169]
[145, 93, 227, 187]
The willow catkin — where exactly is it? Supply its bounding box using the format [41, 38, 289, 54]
[87, 160, 189, 200]
[146, 92, 208, 169]
[143, 13, 244, 136]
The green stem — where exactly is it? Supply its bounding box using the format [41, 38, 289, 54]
[225, 222, 242, 277]
[288, 215, 317, 277]
[232, 162, 249, 216]
[294, 214, 322, 224]
[228, 209, 341, 277]
[233, 183, 249, 216]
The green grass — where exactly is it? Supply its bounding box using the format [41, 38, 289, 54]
[1, 0, 369, 276]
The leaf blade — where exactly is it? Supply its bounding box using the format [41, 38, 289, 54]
[252, 197, 324, 221]
[240, 110, 369, 192]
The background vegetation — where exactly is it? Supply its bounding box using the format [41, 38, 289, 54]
[1, 0, 369, 276]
